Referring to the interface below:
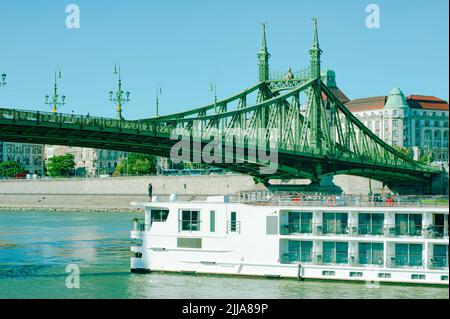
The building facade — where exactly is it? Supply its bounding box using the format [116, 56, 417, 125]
[345, 88, 449, 162]
[0, 142, 44, 176]
[46, 146, 128, 177]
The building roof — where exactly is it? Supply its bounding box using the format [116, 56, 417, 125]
[384, 87, 409, 109]
[345, 92, 449, 112]
[406, 95, 449, 111]
[345, 96, 387, 112]
[322, 87, 351, 104]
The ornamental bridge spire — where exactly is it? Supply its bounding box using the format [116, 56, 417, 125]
[257, 23, 271, 82]
[310, 18, 322, 79]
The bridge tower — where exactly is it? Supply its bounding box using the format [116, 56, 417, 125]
[257, 23, 270, 82]
[305, 18, 331, 155]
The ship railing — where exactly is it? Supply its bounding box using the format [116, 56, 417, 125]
[227, 221, 241, 234]
[132, 218, 146, 232]
[238, 192, 449, 208]
[387, 254, 425, 268]
[279, 223, 448, 238]
[428, 256, 449, 269]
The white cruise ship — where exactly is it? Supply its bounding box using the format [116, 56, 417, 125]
[130, 193, 449, 286]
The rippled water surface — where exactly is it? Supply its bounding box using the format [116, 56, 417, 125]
[0, 211, 448, 299]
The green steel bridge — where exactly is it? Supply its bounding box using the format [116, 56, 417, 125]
[0, 20, 444, 194]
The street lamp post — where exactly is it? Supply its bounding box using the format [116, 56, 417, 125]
[0, 73, 7, 88]
[109, 64, 130, 120]
[45, 67, 66, 113]
[156, 86, 162, 117]
[210, 83, 217, 111]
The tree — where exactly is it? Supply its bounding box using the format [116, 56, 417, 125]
[0, 161, 26, 178]
[114, 153, 157, 176]
[46, 154, 76, 177]
[394, 147, 414, 160]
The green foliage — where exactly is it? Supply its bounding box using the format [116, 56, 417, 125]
[46, 154, 76, 177]
[0, 161, 26, 178]
[114, 153, 157, 176]
[393, 147, 413, 160]
[418, 153, 432, 164]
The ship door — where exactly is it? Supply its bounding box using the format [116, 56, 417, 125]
[433, 214, 445, 238]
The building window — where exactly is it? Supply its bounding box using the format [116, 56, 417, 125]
[393, 130, 398, 137]
[393, 120, 398, 127]
[180, 210, 200, 232]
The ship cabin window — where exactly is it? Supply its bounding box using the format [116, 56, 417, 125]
[228, 212, 240, 233]
[395, 214, 422, 236]
[433, 214, 448, 238]
[210, 211, 216, 233]
[411, 274, 425, 280]
[322, 271, 335, 276]
[323, 242, 348, 264]
[358, 243, 384, 266]
[151, 209, 169, 224]
[358, 213, 384, 235]
[180, 210, 201, 232]
[378, 273, 391, 279]
[441, 276, 449, 281]
[323, 213, 348, 235]
[286, 212, 313, 234]
[431, 245, 449, 269]
[393, 244, 423, 267]
[349, 272, 363, 278]
[287, 241, 313, 263]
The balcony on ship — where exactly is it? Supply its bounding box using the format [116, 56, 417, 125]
[131, 218, 146, 240]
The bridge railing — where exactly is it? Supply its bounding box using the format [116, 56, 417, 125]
[0, 107, 158, 133]
[269, 67, 311, 81]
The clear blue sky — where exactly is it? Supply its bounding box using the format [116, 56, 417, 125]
[0, 0, 448, 120]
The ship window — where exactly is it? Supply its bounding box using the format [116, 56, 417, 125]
[322, 271, 335, 276]
[133, 252, 142, 259]
[151, 210, 169, 223]
[441, 276, 448, 281]
[411, 274, 425, 280]
[349, 272, 363, 277]
[230, 212, 237, 232]
[210, 211, 216, 232]
[180, 210, 201, 231]
[378, 273, 391, 279]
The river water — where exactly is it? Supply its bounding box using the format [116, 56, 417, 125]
[0, 211, 447, 299]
